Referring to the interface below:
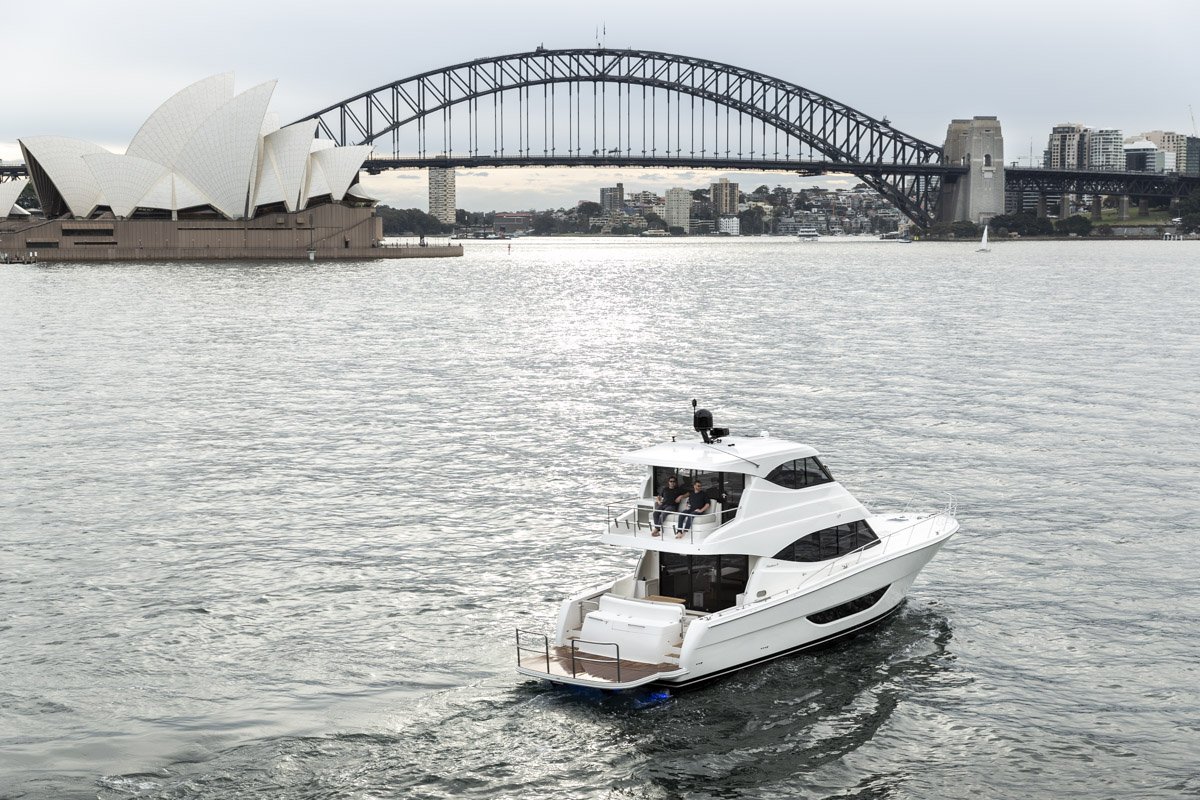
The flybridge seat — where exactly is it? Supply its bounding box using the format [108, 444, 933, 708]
[669, 500, 721, 536]
[577, 595, 684, 664]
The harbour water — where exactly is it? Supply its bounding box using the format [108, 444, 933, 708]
[2, 238, 1198, 798]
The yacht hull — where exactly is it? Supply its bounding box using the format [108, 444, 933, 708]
[658, 539, 945, 687]
[656, 601, 904, 690]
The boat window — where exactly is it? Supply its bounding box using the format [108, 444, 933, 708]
[763, 457, 834, 490]
[773, 520, 879, 562]
[807, 585, 890, 624]
[659, 552, 749, 613]
[652, 467, 686, 499]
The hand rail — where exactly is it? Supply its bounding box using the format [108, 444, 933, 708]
[515, 628, 550, 672]
[792, 497, 957, 591]
[604, 497, 722, 544]
[570, 639, 622, 682]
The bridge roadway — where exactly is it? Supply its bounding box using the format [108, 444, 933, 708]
[1006, 166, 1200, 200]
[363, 155, 965, 178]
[4, 159, 1197, 210]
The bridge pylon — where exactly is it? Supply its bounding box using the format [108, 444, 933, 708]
[940, 116, 1005, 225]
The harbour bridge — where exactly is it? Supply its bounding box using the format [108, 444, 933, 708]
[4, 47, 1198, 225]
[295, 48, 1200, 225]
[298, 48, 958, 227]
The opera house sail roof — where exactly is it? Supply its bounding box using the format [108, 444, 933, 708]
[18, 74, 374, 221]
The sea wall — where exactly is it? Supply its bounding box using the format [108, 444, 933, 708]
[0, 203, 463, 261]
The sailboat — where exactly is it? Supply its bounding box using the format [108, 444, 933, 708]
[976, 224, 991, 252]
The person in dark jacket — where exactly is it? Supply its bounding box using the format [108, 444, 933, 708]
[676, 480, 711, 539]
[652, 475, 687, 536]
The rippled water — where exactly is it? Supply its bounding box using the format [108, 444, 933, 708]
[2, 238, 1198, 799]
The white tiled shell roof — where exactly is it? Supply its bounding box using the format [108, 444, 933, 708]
[138, 172, 210, 212]
[252, 152, 284, 207]
[263, 120, 317, 212]
[173, 81, 276, 219]
[0, 178, 28, 216]
[20, 75, 375, 221]
[126, 74, 235, 168]
[312, 145, 373, 202]
[302, 140, 336, 205]
[19, 137, 109, 217]
[82, 153, 168, 218]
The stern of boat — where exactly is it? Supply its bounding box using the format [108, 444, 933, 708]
[515, 594, 692, 689]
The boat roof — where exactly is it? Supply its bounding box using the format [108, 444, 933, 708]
[620, 435, 818, 478]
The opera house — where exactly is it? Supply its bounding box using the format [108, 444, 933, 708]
[0, 74, 459, 261]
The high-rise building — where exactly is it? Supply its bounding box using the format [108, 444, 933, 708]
[627, 190, 658, 207]
[1086, 129, 1124, 171]
[600, 182, 624, 212]
[1046, 123, 1089, 169]
[664, 187, 692, 232]
[1137, 131, 1196, 174]
[1186, 137, 1200, 177]
[428, 167, 456, 225]
[710, 177, 739, 216]
[1124, 140, 1170, 173]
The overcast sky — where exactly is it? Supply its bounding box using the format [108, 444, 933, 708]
[3, 0, 1196, 210]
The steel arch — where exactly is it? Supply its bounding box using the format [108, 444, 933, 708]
[299, 48, 948, 225]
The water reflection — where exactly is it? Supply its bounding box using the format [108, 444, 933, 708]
[7, 239, 1199, 798]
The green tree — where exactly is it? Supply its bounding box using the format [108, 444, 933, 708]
[1177, 189, 1200, 216]
[737, 206, 766, 235]
[644, 211, 667, 231]
[668, 226, 687, 236]
[922, 220, 978, 238]
[577, 201, 602, 218]
[531, 212, 558, 236]
[951, 220, 981, 238]
[1055, 215, 1093, 236]
[1179, 213, 1200, 234]
[989, 211, 1054, 237]
[376, 206, 449, 235]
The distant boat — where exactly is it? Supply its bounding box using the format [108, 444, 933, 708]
[797, 225, 820, 241]
[976, 225, 990, 252]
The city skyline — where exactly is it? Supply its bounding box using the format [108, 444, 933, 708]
[1, 0, 1196, 209]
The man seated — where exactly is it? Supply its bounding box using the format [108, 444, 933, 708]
[651, 475, 687, 537]
[675, 480, 711, 539]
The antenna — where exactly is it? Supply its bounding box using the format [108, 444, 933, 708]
[1191, 105, 1197, 136]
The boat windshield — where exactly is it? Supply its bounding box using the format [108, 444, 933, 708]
[651, 466, 745, 524]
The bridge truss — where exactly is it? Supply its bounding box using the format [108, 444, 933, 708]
[300, 48, 950, 226]
[1006, 167, 1200, 200]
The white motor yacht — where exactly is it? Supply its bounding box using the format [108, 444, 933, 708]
[797, 225, 820, 241]
[516, 405, 959, 691]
